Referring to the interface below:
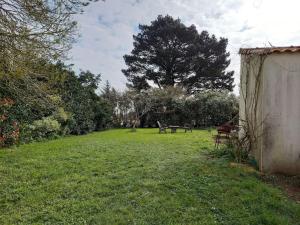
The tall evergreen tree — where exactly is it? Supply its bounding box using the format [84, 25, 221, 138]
[102, 80, 112, 99]
[122, 15, 234, 92]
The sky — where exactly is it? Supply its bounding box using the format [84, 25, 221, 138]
[69, 0, 300, 94]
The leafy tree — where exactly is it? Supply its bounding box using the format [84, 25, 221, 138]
[0, 0, 100, 76]
[122, 15, 234, 92]
[78, 70, 101, 91]
[126, 89, 156, 130]
[0, 74, 61, 123]
[78, 71, 112, 130]
[56, 70, 95, 134]
[54, 69, 112, 134]
[188, 91, 239, 126]
[141, 86, 188, 127]
[112, 90, 132, 127]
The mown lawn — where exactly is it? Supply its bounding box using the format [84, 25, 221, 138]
[0, 129, 299, 225]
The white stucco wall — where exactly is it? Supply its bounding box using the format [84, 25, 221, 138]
[240, 53, 300, 175]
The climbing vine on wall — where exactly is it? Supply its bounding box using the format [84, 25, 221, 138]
[231, 53, 268, 164]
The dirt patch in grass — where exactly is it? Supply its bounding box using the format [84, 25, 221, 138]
[261, 174, 300, 203]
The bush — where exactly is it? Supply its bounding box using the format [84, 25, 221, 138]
[19, 124, 35, 144]
[190, 91, 239, 127]
[53, 107, 69, 124]
[31, 117, 61, 140]
[52, 107, 73, 135]
[0, 98, 19, 147]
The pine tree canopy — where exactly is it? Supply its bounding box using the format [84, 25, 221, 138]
[122, 15, 234, 92]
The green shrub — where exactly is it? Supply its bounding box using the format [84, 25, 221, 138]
[53, 107, 69, 124]
[0, 98, 20, 147]
[19, 124, 35, 144]
[31, 117, 61, 140]
[52, 107, 73, 135]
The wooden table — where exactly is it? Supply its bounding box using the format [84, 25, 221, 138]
[169, 125, 180, 133]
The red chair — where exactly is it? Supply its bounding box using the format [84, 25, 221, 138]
[215, 122, 236, 148]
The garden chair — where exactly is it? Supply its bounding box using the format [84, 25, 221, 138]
[182, 123, 193, 133]
[215, 122, 237, 148]
[157, 121, 168, 133]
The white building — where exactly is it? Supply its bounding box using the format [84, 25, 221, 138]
[239, 46, 300, 175]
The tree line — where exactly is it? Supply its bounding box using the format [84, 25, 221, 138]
[0, 63, 113, 146]
[102, 84, 238, 129]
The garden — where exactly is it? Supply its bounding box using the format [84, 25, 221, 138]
[0, 2, 299, 224]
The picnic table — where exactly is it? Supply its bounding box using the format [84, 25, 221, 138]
[169, 125, 180, 133]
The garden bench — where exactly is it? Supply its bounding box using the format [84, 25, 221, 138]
[157, 121, 168, 133]
[182, 123, 193, 133]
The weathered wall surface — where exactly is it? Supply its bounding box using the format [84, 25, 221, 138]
[239, 54, 265, 170]
[240, 53, 300, 175]
[262, 53, 300, 174]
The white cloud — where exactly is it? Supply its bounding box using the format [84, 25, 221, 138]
[68, 0, 300, 94]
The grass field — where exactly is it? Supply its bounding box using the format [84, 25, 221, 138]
[0, 129, 299, 225]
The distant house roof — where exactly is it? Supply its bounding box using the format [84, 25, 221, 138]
[239, 46, 300, 55]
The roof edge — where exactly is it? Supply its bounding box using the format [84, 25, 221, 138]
[239, 46, 300, 55]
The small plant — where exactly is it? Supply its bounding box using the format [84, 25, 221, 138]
[209, 146, 236, 161]
[210, 131, 251, 164]
[226, 132, 250, 163]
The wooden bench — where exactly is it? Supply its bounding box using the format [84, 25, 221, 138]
[182, 123, 193, 133]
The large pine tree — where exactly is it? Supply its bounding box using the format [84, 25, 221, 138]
[122, 15, 234, 92]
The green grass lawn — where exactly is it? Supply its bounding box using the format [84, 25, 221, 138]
[0, 129, 299, 225]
